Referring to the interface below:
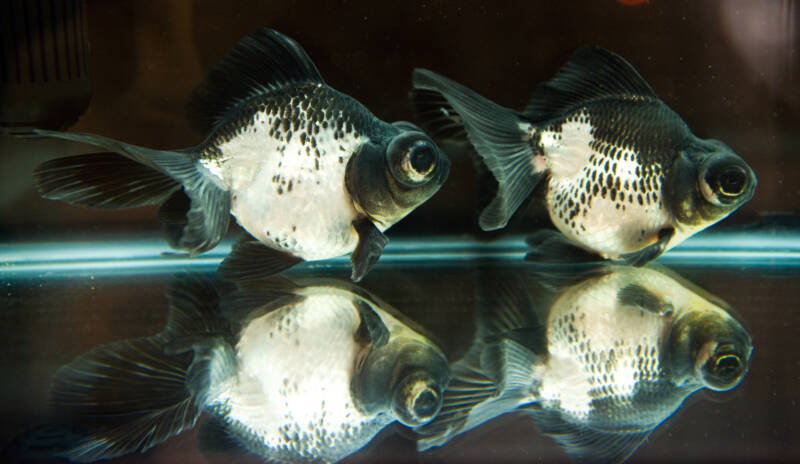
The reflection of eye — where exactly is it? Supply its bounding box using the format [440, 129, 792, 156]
[701, 342, 747, 391]
[714, 166, 747, 196]
[713, 353, 743, 377]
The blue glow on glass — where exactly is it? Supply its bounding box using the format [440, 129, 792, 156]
[1, 231, 799, 277]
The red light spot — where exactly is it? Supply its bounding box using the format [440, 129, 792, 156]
[617, 0, 649, 5]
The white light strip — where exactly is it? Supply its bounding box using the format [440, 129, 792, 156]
[1, 232, 799, 276]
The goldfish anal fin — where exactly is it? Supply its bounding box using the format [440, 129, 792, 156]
[218, 239, 303, 282]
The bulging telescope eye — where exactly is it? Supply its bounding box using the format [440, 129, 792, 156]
[701, 342, 747, 391]
[409, 144, 436, 176]
[391, 371, 443, 427]
[713, 166, 748, 197]
[386, 132, 440, 187]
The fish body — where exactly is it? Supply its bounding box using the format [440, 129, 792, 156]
[417, 265, 752, 462]
[42, 276, 449, 463]
[200, 84, 383, 261]
[32, 29, 450, 281]
[411, 47, 756, 265]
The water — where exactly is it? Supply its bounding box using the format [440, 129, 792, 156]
[1, 236, 799, 463]
[1, 1, 798, 463]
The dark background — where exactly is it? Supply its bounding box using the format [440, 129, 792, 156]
[0, 3, 798, 462]
[1, 0, 798, 239]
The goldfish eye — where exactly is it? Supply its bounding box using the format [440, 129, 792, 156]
[386, 132, 440, 187]
[701, 342, 747, 391]
[713, 166, 748, 197]
[408, 144, 437, 176]
[391, 371, 444, 427]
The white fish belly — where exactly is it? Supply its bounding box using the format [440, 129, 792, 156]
[215, 111, 366, 260]
[210, 293, 388, 461]
[542, 272, 666, 418]
[542, 123, 672, 258]
[547, 183, 670, 258]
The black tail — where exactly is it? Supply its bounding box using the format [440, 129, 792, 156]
[30, 129, 230, 254]
[41, 275, 232, 462]
[411, 70, 546, 231]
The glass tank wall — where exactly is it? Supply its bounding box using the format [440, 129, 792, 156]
[1, 1, 798, 463]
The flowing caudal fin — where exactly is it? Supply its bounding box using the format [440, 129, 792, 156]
[412, 69, 545, 231]
[33, 152, 181, 209]
[48, 335, 199, 462]
[44, 275, 233, 462]
[416, 278, 545, 451]
[29, 129, 230, 254]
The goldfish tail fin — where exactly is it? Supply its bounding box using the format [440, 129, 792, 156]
[30, 129, 230, 254]
[415, 338, 539, 452]
[49, 335, 200, 462]
[412, 69, 545, 231]
[33, 152, 181, 209]
[45, 275, 233, 462]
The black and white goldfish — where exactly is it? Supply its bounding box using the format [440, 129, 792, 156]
[411, 46, 756, 265]
[416, 264, 752, 463]
[30, 29, 450, 281]
[37, 275, 449, 463]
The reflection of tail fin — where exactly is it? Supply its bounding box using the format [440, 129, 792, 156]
[44, 275, 233, 462]
[411, 69, 545, 231]
[415, 338, 540, 451]
[49, 335, 199, 462]
[29, 129, 230, 254]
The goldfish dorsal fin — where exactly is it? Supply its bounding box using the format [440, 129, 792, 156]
[522, 46, 657, 123]
[187, 28, 325, 134]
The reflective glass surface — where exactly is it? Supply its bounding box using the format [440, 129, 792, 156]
[1, 1, 798, 463]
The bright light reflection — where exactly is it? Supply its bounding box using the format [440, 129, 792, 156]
[1, 231, 799, 277]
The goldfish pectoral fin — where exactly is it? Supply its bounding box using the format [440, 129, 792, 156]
[412, 69, 543, 231]
[350, 219, 389, 282]
[353, 300, 390, 347]
[618, 227, 675, 267]
[524, 408, 652, 464]
[617, 283, 674, 317]
[33, 152, 180, 209]
[218, 239, 303, 282]
[524, 229, 605, 265]
[49, 336, 201, 462]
